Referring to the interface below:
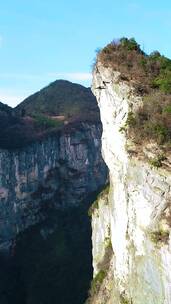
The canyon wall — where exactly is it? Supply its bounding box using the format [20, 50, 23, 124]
[0, 122, 107, 254]
[89, 63, 171, 304]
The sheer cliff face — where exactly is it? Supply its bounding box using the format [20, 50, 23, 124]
[0, 122, 107, 253]
[91, 63, 171, 304]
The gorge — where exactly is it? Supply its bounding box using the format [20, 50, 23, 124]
[0, 80, 108, 304]
[1, 38, 171, 304]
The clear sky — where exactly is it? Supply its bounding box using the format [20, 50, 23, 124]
[0, 0, 171, 107]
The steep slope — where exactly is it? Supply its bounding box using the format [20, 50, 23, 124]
[0, 101, 12, 113]
[87, 39, 171, 304]
[0, 102, 27, 148]
[0, 80, 100, 149]
[0, 80, 108, 303]
[15, 79, 98, 120]
[0, 124, 107, 253]
[0, 80, 107, 251]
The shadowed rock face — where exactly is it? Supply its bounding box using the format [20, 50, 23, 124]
[0, 80, 108, 304]
[0, 80, 108, 254]
[0, 122, 107, 254]
[0, 121, 108, 304]
[0, 207, 95, 304]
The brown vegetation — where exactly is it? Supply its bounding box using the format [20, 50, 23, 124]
[126, 92, 171, 146]
[98, 38, 171, 147]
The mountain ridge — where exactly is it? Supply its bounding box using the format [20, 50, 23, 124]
[0, 79, 99, 150]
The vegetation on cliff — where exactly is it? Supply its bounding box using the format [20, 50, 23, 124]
[85, 238, 113, 304]
[98, 38, 171, 147]
[15, 80, 98, 119]
[0, 80, 100, 149]
[88, 183, 109, 216]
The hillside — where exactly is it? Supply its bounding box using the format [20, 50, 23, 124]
[0, 80, 100, 149]
[97, 38, 171, 149]
[15, 80, 98, 120]
[0, 102, 29, 149]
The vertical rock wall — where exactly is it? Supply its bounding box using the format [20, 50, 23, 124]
[90, 63, 171, 304]
[0, 123, 108, 253]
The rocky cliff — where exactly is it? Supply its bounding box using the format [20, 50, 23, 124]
[88, 60, 171, 304]
[0, 80, 108, 303]
[0, 122, 107, 254]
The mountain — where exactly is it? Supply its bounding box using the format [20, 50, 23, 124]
[0, 79, 108, 304]
[0, 80, 100, 149]
[15, 80, 98, 120]
[0, 101, 12, 112]
[0, 101, 17, 128]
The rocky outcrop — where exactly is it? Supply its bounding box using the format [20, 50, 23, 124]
[89, 63, 171, 304]
[0, 122, 108, 254]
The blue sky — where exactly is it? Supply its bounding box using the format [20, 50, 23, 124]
[0, 0, 171, 107]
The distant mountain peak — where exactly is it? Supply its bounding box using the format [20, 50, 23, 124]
[0, 79, 100, 149]
[15, 79, 96, 118]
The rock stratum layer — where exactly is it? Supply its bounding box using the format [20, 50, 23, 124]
[89, 63, 171, 304]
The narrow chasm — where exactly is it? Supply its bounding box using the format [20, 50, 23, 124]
[0, 161, 108, 304]
[0, 194, 102, 304]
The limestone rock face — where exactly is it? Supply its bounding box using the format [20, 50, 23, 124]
[90, 63, 171, 304]
[0, 122, 107, 254]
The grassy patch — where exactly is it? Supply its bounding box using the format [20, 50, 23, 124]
[120, 293, 131, 304]
[86, 239, 113, 303]
[125, 112, 137, 127]
[88, 184, 110, 217]
[88, 199, 99, 217]
[104, 237, 112, 249]
[33, 114, 64, 130]
[150, 229, 169, 245]
[149, 154, 166, 168]
[90, 270, 106, 295]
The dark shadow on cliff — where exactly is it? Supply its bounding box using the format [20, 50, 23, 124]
[0, 79, 108, 303]
[0, 195, 102, 304]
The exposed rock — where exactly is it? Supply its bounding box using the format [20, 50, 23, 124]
[89, 62, 171, 304]
[0, 122, 107, 254]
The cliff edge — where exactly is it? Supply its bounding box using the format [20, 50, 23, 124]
[88, 38, 171, 304]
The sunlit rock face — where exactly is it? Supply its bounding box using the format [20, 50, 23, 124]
[90, 63, 171, 304]
[0, 122, 108, 254]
